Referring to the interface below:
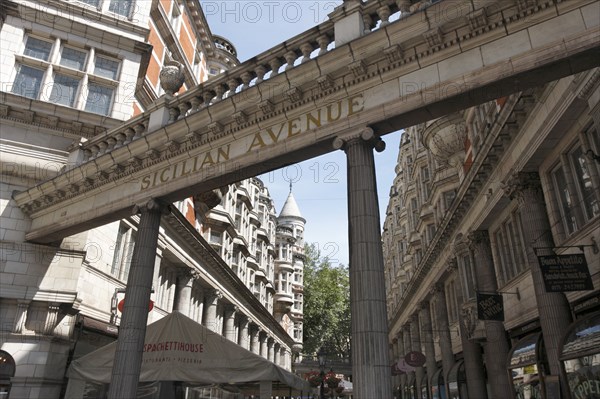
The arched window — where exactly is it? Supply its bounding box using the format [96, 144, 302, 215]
[0, 350, 16, 398]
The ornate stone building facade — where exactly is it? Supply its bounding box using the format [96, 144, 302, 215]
[0, 0, 304, 398]
[384, 70, 600, 399]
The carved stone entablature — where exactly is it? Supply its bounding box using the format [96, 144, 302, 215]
[423, 27, 443, 49]
[383, 45, 403, 64]
[46, 116, 59, 127]
[68, 184, 79, 194]
[348, 60, 367, 79]
[233, 111, 248, 125]
[72, 121, 82, 132]
[83, 178, 94, 188]
[468, 8, 488, 31]
[166, 140, 180, 153]
[317, 75, 334, 91]
[22, 110, 34, 123]
[185, 131, 203, 144]
[110, 164, 125, 175]
[128, 157, 142, 170]
[286, 87, 303, 103]
[516, 0, 540, 12]
[578, 69, 600, 100]
[208, 122, 224, 136]
[96, 171, 109, 181]
[42, 195, 53, 205]
[0, 105, 9, 117]
[259, 99, 275, 115]
[146, 149, 161, 161]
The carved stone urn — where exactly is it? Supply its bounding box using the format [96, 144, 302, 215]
[159, 61, 185, 96]
[420, 112, 468, 168]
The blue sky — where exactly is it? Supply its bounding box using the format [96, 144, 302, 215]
[204, 1, 402, 265]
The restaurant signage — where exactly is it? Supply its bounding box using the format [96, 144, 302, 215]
[537, 254, 593, 292]
[476, 292, 504, 321]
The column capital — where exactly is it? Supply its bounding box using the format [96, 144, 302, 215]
[132, 198, 170, 215]
[502, 172, 544, 205]
[467, 230, 490, 250]
[446, 258, 458, 274]
[206, 289, 223, 304]
[430, 282, 445, 296]
[333, 127, 386, 153]
[224, 304, 238, 315]
[419, 300, 431, 311]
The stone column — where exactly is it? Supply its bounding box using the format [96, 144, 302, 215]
[174, 269, 196, 316]
[259, 332, 268, 358]
[108, 199, 166, 399]
[238, 315, 250, 350]
[410, 313, 425, 393]
[203, 289, 222, 332]
[274, 343, 281, 365]
[403, 325, 414, 391]
[454, 259, 488, 399]
[250, 325, 261, 355]
[397, 330, 406, 396]
[192, 286, 204, 324]
[334, 128, 392, 399]
[432, 283, 454, 387]
[420, 301, 438, 397]
[504, 173, 573, 377]
[468, 231, 512, 399]
[223, 305, 237, 342]
[284, 350, 292, 370]
[267, 338, 275, 362]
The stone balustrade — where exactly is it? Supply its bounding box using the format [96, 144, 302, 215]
[69, 0, 436, 175]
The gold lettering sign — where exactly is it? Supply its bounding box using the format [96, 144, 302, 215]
[139, 94, 364, 190]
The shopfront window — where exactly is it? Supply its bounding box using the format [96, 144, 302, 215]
[448, 360, 467, 399]
[508, 333, 543, 399]
[431, 368, 447, 399]
[561, 312, 600, 399]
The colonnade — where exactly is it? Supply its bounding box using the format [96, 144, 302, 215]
[390, 172, 574, 399]
[107, 127, 392, 398]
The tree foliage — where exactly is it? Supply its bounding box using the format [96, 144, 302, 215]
[302, 243, 351, 359]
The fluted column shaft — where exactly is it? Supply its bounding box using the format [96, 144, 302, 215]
[267, 339, 275, 362]
[274, 344, 281, 365]
[224, 306, 237, 342]
[505, 173, 572, 376]
[239, 317, 250, 350]
[455, 270, 487, 399]
[403, 326, 414, 391]
[420, 302, 438, 396]
[397, 331, 406, 395]
[433, 285, 454, 382]
[469, 231, 512, 399]
[259, 333, 268, 358]
[108, 200, 164, 399]
[250, 326, 261, 354]
[338, 130, 391, 399]
[174, 270, 194, 316]
[204, 291, 221, 332]
[410, 315, 424, 393]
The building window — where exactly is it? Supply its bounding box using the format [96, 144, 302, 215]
[492, 211, 527, 286]
[108, 0, 134, 17]
[445, 279, 459, 324]
[12, 35, 120, 116]
[458, 252, 477, 301]
[111, 223, 136, 281]
[550, 132, 600, 237]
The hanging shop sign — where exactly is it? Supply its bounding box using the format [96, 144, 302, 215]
[476, 292, 505, 321]
[537, 253, 594, 292]
[405, 351, 426, 367]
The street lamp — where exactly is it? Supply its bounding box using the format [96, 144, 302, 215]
[317, 347, 327, 399]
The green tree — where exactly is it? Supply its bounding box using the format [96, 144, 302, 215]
[302, 243, 351, 359]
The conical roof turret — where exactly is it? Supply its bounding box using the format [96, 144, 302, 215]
[278, 192, 305, 223]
